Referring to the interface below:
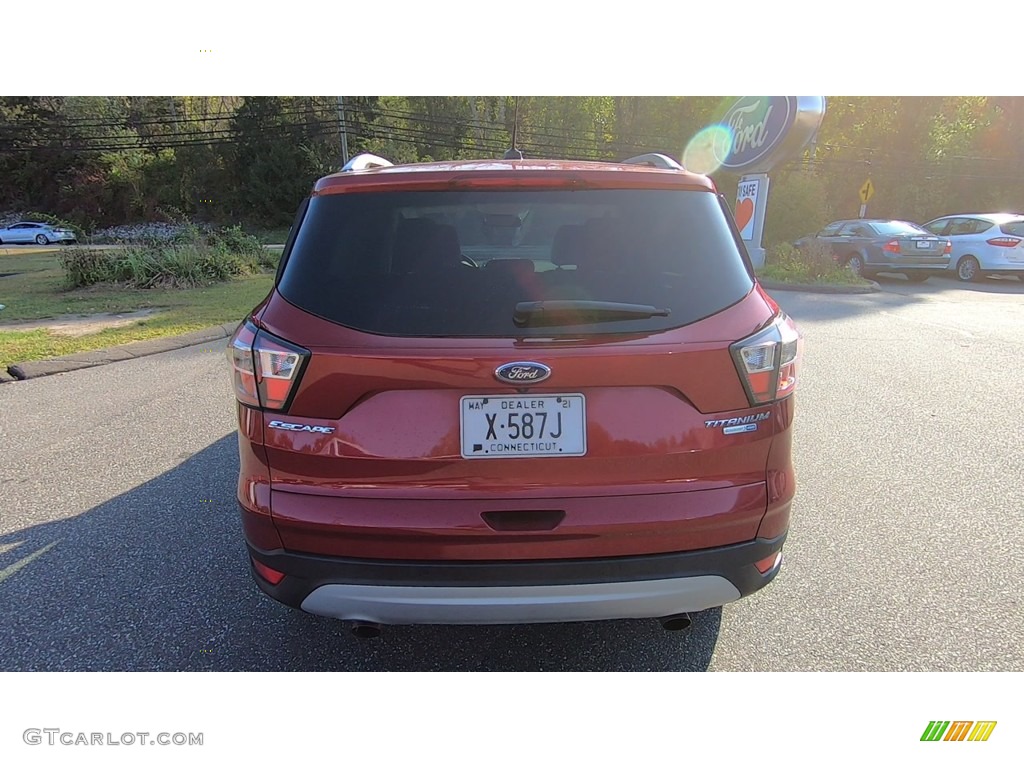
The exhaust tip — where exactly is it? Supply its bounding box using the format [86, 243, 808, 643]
[659, 613, 692, 631]
[351, 622, 383, 640]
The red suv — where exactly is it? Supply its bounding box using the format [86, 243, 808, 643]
[227, 152, 801, 635]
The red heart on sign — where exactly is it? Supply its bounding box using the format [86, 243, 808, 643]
[735, 197, 754, 233]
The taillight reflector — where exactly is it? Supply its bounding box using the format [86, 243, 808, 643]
[883, 239, 901, 254]
[986, 236, 1021, 247]
[755, 552, 783, 574]
[251, 558, 285, 585]
[226, 321, 259, 407]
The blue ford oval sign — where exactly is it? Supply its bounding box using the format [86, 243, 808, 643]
[713, 96, 825, 173]
[716, 97, 796, 171]
[495, 362, 551, 385]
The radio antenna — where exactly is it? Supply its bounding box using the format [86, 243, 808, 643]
[504, 96, 524, 160]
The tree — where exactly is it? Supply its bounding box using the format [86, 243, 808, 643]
[228, 97, 325, 224]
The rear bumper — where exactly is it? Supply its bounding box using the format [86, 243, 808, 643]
[866, 260, 949, 272]
[262, 482, 776, 560]
[246, 532, 786, 625]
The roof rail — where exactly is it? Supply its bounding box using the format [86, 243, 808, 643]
[622, 153, 684, 171]
[341, 153, 394, 172]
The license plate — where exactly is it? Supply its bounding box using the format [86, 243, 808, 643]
[460, 394, 586, 458]
[915, 240, 932, 249]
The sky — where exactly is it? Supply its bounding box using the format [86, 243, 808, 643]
[1, 1, 1013, 96]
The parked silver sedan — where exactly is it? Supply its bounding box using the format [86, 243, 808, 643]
[0, 221, 77, 245]
[922, 213, 1024, 282]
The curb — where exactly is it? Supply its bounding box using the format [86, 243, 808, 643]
[5, 322, 239, 381]
[758, 278, 879, 294]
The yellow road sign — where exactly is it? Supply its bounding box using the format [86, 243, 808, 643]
[859, 178, 875, 204]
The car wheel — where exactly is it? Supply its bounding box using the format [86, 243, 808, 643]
[956, 256, 981, 282]
[904, 272, 929, 282]
[844, 254, 865, 277]
[35, 234, 49, 245]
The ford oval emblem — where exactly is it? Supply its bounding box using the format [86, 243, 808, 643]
[495, 362, 551, 385]
[715, 96, 797, 172]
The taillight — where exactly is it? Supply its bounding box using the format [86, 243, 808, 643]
[254, 332, 308, 410]
[883, 239, 901, 254]
[731, 313, 803, 406]
[226, 320, 309, 411]
[944, 240, 952, 255]
[986, 236, 1021, 248]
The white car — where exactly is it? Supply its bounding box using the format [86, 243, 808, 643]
[0, 221, 78, 245]
[922, 213, 1024, 282]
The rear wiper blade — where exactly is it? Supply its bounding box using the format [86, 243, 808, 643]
[513, 300, 671, 328]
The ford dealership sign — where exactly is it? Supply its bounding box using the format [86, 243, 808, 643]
[719, 97, 795, 169]
[715, 96, 825, 173]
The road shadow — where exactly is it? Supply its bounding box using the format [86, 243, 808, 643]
[762, 271, 1024, 329]
[889, 273, 1024, 296]
[0, 435, 721, 672]
[760, 277, 927, 323]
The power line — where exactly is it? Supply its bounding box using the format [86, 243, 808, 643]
[4, 99, 1024, 185]
[6, 97, 1023, 167]
[2, 99, 679, 159]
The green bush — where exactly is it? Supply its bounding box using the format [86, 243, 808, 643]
[779, 241, 836, 279]
[760, 241, 864, 285]
[205, 225, 264, 257]
[255, 246, 282, 271]
[59, 248, 116, 287]
[60, 223, 271, 289]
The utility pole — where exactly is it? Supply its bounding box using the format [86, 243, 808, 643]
[468, 97, 485, 148]
[805, 135, 818, 172]
[338, 96, 350, 167]
[511, 96, 519, 150]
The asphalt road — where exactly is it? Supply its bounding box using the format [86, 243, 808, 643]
[1, 275, 1022, 671]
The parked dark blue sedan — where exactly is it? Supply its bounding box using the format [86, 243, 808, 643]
[794, 219, 951, 281]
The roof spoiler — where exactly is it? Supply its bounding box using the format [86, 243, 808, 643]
[341, 153, 394, 172]
[622, 153, 684, 171]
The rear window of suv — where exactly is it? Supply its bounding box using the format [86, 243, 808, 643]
[277, 188, 754, 337]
